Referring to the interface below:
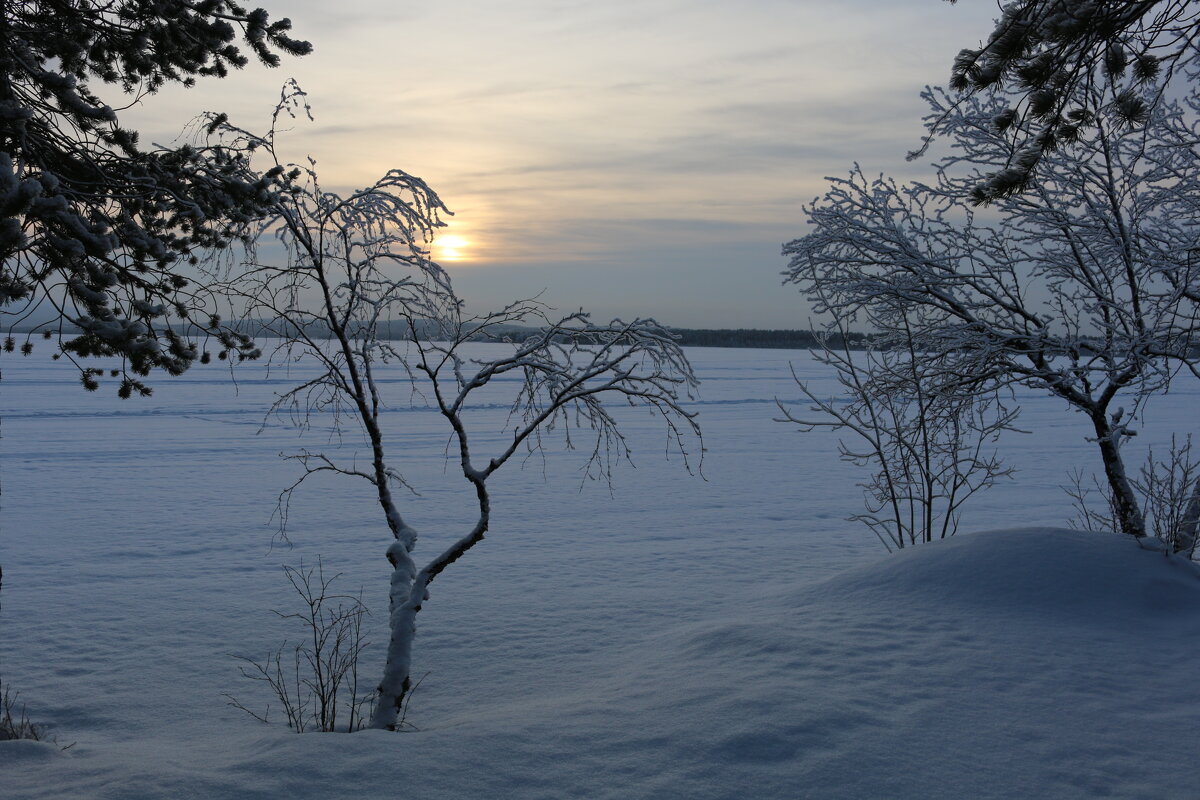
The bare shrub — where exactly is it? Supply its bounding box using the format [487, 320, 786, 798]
[1064, 467, 1118, 536]
[1068, 436, 1200, 557]
[779, 313, 1016, 551]
[0, 567, 62, 745]
[226, 559, 374, 733]
[0, 680, 48, 742]
[1140, 436, 1200, 556]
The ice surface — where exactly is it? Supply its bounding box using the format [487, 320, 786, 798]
[2, 344, 1199, 798]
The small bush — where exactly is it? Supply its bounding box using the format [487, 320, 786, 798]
[0, 680, 49, 742]
[226, 559, 375, 732]
[1067, 435, 1200, 557]
[0, 566, 57, 744]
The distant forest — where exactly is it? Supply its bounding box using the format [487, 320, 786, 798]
[258, 322, 874, 350]
[665, 328, 871, 350]
[11, 320, 871, 350]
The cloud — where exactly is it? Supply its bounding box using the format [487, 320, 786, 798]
[114, 0, 1000, 327]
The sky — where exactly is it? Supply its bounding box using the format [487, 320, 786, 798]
[126, 0, 1001, 328]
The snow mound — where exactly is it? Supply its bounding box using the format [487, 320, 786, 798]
[648, 528, 1200, 798]
[6, 528, 1200, 799]
[0, 739, 64, 764]
[800, 526, 1200, 622]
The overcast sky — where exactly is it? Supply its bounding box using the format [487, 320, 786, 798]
[129, 0, 1000, 328]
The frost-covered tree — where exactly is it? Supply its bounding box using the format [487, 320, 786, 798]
[934, 0, 1199, 201]
[785, 67, 1200, 544]
[211, 92, 702, 730]
[0, 0, 309, 395]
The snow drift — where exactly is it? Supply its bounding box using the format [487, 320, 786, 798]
[5, 527, 1199, 799]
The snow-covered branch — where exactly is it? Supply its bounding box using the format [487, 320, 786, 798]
[785, 56, 1200, 543]
[213, 92, 702, 731]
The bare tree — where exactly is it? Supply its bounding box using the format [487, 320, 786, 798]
[778, 309, 1016, 551]
[784, 64, 1200, 544]
[209, 91, 702, 730]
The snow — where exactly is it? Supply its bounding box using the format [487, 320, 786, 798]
[2, 344, 1199, 798]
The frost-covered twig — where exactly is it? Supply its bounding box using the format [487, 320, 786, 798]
[784, 64, 1200, 539]
[208, 91, 702, 731]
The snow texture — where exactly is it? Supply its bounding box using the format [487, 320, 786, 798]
[2, 344, 1199, 798]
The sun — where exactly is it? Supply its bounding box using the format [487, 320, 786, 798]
[433, 234, 471, 262]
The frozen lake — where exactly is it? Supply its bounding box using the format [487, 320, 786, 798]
[2, 343, 1198, 798]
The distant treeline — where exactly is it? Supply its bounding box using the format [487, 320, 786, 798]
[667, 328, 872, 350]
[11, 319, 872, 350]
[229, 322, 864, 349]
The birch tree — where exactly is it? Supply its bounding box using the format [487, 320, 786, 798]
[785, 67, 1200, 545]
[211, 92, 702, 730]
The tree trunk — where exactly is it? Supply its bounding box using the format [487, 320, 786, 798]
[1092, 413, 1146, 538]
[369, 539, 422, 731]
[369, 505, 490, 730]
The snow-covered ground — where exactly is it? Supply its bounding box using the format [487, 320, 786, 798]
[2, 344, 1199, 798]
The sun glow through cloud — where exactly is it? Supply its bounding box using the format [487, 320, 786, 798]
[434, 233, 471, 262]
[120, 0, 1003, 325]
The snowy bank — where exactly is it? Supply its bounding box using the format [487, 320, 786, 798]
[5, 528, 1199, 799]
